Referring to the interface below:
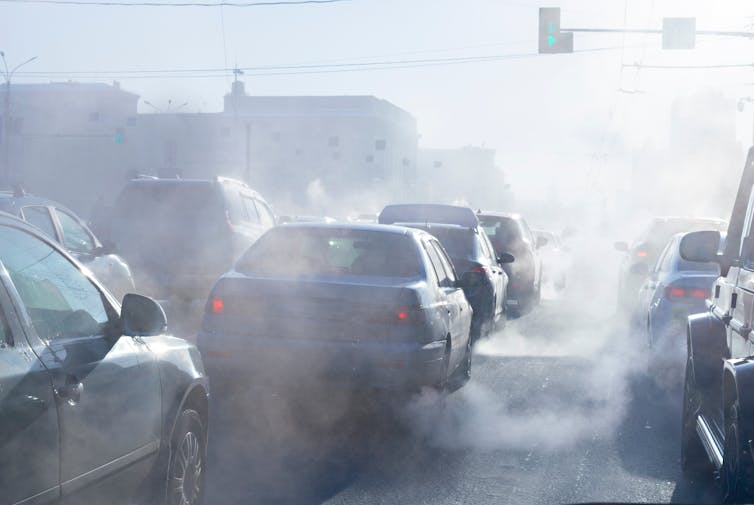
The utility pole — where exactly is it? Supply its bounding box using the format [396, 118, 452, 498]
[0, 52, 37, 186]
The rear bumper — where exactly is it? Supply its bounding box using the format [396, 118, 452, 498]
[198, 333, 448, 394]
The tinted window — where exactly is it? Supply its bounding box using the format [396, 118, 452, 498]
[479, 232, 497, 265]
[430, 240, 457, 284]
[241, 196, 261, 224]
[254, 199, 275, 228]
[22, 206, 56, 239]
[237, 228, 422, 278]
[0, 226, 111, 341]
[410, 226, 474, 260]
[56, 209, 95, 254]
[113, 182, 224, 229]
[423, 240, 450, 287]
[480, 217, 523, 250]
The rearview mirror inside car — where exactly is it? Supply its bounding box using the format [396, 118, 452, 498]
[121, 293, 167, 336]
[679, 230, 721, 264]
[497, 252, 515, 264]
[457, 270, 485, 288]
[614, 241, 629, 253]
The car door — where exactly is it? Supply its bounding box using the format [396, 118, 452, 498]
[427, 239, 469, 371]
[0, 264, 61, 505]
[730, 186, 754, 360]
[0, 225, 161, 504]
[479, 231, 504, 319]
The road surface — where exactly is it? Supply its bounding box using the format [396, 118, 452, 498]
[204, 297, 722, 505]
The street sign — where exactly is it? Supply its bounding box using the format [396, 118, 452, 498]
[539, 7, 574, 54]
[663, 17, 696, 49]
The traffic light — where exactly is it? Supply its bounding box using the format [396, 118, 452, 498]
[538, 7, 573, 54]
[115, 127, 124, 144]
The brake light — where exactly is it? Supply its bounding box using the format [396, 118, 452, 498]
[210, 296, 224, 314]
[665, 286, 709, 301]
[371, 306, 425, 325]
[636, 251, 648, 258]
[472, 267, 489, 274]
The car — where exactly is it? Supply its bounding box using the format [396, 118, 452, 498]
[198, 223, 474, 397]
[0, 211, 209, 505]
[679, 148, 754, 501]
[477, 211, 543, 315]
[533, 229, 569, 292]
[109, 176, 275, 303]
[378, 204, 512, 340]
[634, 231, 724, 380]
[614, 216, 727, 313]
[0, 187, 136, 300]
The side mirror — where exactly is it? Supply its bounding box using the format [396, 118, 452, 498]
[536, 236, 548, 249]
[680, 230, 721, 263]
[629, 263, 649, 276]
[456, 270, 485, 288]
[497, 252, 515, 264]
[120, 293, 167, 336]
[614, 241, 629, 253]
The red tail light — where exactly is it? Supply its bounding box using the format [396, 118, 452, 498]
[665, 286, 709, 301]
[636, 250, 649, 258]
[371, 305, 425, 325]
[210, 296, 224, 314]
[472, 267, 489, 274]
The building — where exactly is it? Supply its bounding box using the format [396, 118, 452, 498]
[5, 80, 419, 217]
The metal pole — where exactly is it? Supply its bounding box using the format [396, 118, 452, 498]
[244, 123, 250, 183]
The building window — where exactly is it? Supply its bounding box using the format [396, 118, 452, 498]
[332, 152, 341, 161]
[402, 158, 410, 167]
[433, 160, 443, 169]
[126, 117, 137, 126]
[295, 148, 303, 156]
[272, 131, 281, 143]
[11, 118, 23, 134]
[365, 155, 374, 163]
[328, 136, 339, 147]
[375, 139, 386, 151]
[220, 127, 231, 138]
[88, 112, 100, 122]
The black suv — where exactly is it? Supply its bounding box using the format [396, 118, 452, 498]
[477, 212, 543, 314]
[109, 176, 275, 303]
[0, 213, 208, 505]
[680, 147, 754, 501]
[379, 204, 512, 340]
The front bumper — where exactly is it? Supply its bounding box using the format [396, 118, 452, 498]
[199, 333, 448, 394]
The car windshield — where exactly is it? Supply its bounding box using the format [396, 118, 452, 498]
[237, 227, 422, 278]
[8, 2, 754, 504]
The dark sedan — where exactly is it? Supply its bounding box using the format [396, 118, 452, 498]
[198, 223, 474, 396]
[0, 213, 209, 505]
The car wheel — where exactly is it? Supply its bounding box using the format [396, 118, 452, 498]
[681, 357, 708, 476]
[168, 409, 206, 505]
[722, 401, 753, 503]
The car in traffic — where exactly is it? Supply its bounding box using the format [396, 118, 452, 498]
[0, 188, 136, 300]
[198, 223, 474, 398]
[680, 148, 754, 501]
[0, 212, 209, 505]
[615, 216, 727, 313]
[533, 228, 569, 292]
[477, 211, 543, 314]
[378, 204, 512, 340]
[109, 176, 275, 303]
[634, 231, 723, 383]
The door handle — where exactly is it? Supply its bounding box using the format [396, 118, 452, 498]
[56, 378, 83, 405]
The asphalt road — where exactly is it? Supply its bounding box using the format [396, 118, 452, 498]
[203, 295, 724, 505]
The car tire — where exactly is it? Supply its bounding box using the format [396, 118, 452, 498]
[722, 401, 754, 503]
[167, 409, 206, 505]
[446, 336, 472, 393]
[681, 357, 708, 477]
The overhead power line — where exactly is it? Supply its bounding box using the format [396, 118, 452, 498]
[623, 62, 754, 70]
[0, 0, 349, 6]
[15, 45, 629, 80]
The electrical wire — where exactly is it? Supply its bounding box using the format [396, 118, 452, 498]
[0, 0, 350, 6]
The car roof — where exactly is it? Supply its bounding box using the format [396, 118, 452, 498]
[278, 222, 427, 237]
[123, 176, 267, 200]
[477, 211, 523, 221]
[379, 203, 479, 228]
[0, 190, 78, 215]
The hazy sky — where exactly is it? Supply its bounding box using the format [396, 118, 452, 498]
[5, 0, 754, 197]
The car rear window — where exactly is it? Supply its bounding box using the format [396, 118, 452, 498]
[479, 216, 523, 245]
[236, 227, 422, 279]
[113, 182, 224, 229]
[406, 225, 475, 259]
